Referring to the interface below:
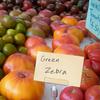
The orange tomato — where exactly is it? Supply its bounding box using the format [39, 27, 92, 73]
[0, 70, 44, 100]
[52, 34, 80, 50]
[28, 44, 52, 60]
[3, 53, 35, 74]
[53, 25, 70, 40]
[67, 26, 84, 42]
[61, 16, 78, 26]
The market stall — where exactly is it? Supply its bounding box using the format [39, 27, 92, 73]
[0, 0, 100, 100]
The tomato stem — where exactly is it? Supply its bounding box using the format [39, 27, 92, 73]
[17, 72, 26, 78]
[71, 89, 76, 94]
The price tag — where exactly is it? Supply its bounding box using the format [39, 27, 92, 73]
[86, 0, 100, 39]
[34, 52, 84, 87]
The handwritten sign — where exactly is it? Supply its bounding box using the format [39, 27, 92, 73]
[86, 0, 100, 39]
[34, 52, 84, 87]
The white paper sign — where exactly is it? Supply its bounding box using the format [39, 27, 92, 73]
[34, 52, 84, 87]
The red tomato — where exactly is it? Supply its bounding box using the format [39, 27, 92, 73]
[89, 49, 100, 62]
[54, 44, 84, 56]
[25, 35, 46, 49]
[60, 86, 84, 100]
[0, 3, 6, 10]
[84, 59, 92, 69]
[84, 42, 100, 58]
[23, 0, 32, 10]
[80, 68, 99, 91]
[85, 85, 100, 100]
[76, 20, 88, 36]
[91, 60, 100, 76]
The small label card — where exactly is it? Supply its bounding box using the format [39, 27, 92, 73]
[86, 0, 100, 39]
[34, 52, 84, 87]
